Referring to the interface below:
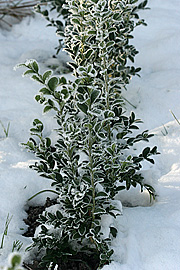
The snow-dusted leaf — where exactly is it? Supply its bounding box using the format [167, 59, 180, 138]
[43, 105, 52, 113]
[106, 41, 115, 48]
[31, 75, 43, 84]
[39, 87, 51, 95]
[31, 60, 39, 73]
[96, 191, 108, 198]
[90, 90, 100, 104]
[23, 70, 35, 76]
[110, 226, 117, 238]
[78, 225, 86, 236]
[77, 102, 88, 114]
[45, 137, 51, 147]
[94, 207, 106, 215]
[48, 77, 59, 91]
[42, 70, 52, 82]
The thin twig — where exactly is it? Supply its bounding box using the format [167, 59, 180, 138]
[23, 263, 33, 270]
[0, 0, 40, 21]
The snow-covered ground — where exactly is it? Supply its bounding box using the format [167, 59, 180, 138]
[1, 0, 180, 269]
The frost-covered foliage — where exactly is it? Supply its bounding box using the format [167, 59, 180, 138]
[65, 0, 148, 88]
[35, 0, 69, 54]
[36, 0, 148, 56]
[18, 0, 159, 268]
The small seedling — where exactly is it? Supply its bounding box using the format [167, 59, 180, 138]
[12, 240, 23, 252]
[0, 120, 10, 138]
[0, 214, 13, 249]
[0, 252, 24, 270]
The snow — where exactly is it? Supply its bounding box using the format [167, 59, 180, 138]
[1, 0, 180, 269]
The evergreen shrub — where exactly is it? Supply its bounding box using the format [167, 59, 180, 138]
[17, 0, 159, 268]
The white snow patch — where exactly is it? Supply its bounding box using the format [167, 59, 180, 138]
[1, 0, 180, 269]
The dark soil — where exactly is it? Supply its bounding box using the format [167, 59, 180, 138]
[23, 197, 58, 237]
[23, 197, 100, 270]
[23, 252, 100, 270]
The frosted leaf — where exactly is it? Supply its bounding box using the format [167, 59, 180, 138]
[13, 63, 24, 71]
[71, 188, 76, 195]
[24, 59, 35, 66]
[110, 199, 123, 214]
[74, 191, 85, 201]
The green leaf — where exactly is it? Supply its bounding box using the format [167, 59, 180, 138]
[42, 70, 52, 82]
[42, 9, 48, 16]
[43, 106, 53, 113]
[33, 119, 43, 126]
[142, 147, 150, 158]
[110, 226, 117, 238]
[48, 99, 55, 107]
[116, 186, 126, 191]
[30, 128, 39, 133]
[41, 225, 48, 232]
[45, 137, 51, 147]
[133, 157, 143, 163]
[138, 0, 148, 9]
[31, 60, 39, 73]
[88, 30, 96, 35]
[98, 132, 106, 139]
[85, 49, 93, 59]
[56, 210, 63, 219]
[78, 225, 86, 236]
[61, 89, 69, 99]
[68, 62, 78, 70]
[39, 88, 51, 95]
[48, 77, 59, 91]
[23, 70, 35, 76]
[48, 212, 55, 219]
[135, 67, 141, 73]
[130, 112, 135, 123]
[59, 76, 67, 84]
[94, 207, 106, 215]
[108, 27, 117, 33]
[77, 102, 88, 114]
[71, 18, 81, 25]
[106, 147, 113, 155]
[150, 146, 159, 154]
[146, 158, 155, 164]
[113, 13, 121, 20]
[54, 172, 63, 182]
[90, 90, 100, 104]
[96, 191, 108, 198]
[31, 75, 43, 84]
[35, 95, 41, 102]
[11, 254, 21, 268]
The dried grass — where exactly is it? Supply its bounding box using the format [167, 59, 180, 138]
[0, 0, 42, 26]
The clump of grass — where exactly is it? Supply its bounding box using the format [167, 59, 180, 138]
[0, 120, 10, 138]
[12, 240, 23, 252]
[0, 0, 39, 27]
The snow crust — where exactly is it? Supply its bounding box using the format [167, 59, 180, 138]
[1, 1, 180, 269]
